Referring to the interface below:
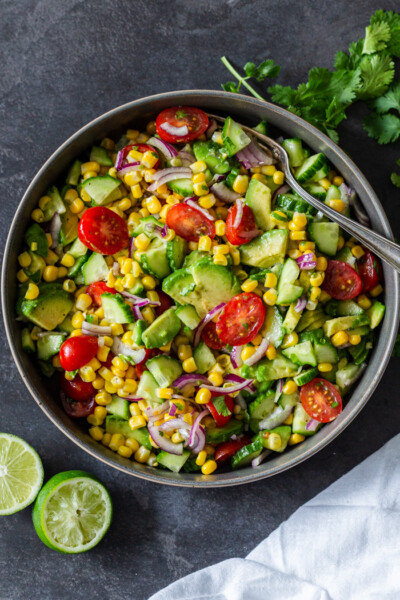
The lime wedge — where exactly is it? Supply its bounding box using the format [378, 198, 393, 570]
[32, 470, 112, 553]
[0, 433, 44, 515]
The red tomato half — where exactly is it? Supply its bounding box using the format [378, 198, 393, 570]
[86, 281, 117, 306]
[201, 320, 225, 350]
[216, 293, 265, 346]
[61, 390, 96, 418]
[214, 436, 252, 464]
[322, 260, 362, 300]
[59, 336, 99, 371]
[166, 203, 215, 242]
[78, 206, 129, 255]
[154, 290, 172, 317]
[225, 203, 258, 246]
[60, 374, 94, 401]
[357, 251, 382, 293]
[156, 106, 209, 143]
[207, 395, 235, 427]
[300, 378, 343, 423]
[121, 144, 160, 168]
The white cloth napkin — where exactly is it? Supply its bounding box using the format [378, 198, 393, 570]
[149, 434, 400, 600]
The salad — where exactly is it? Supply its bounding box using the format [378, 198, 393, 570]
[16, 106, 385, 475]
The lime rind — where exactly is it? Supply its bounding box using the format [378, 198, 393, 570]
[0, 433, 44, 516]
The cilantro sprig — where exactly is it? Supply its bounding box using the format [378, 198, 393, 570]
[221, 56, 280, 99]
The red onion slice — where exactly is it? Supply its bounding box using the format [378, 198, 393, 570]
[243, 336, 269, 366]
[203, 378, 255, 395]
[169, 404, 177, 417]
[49, 213, 62, 248]
[230, 345, 243, 368]
[185, 199, 215, 221]
[252, 449, 271, 468]
[210, 182, 241, 203]
[274, 379, 284, 403]
[129, 237, 136, 258]
[121, 291, 161, 308]
[306, 418, 321, 432]
[236, 140, 274, 167]
[146, 402, 170, 418]
[206, 118, 217, 139]
[259, 405, 293, 430]
[111, 338, 146, 363]
[115, 150, 124, 170]
[294, 296, 307, 313]
[147, 168, 193, 192]
[172, 373, 211, 389]
[272, 184, 290, 202]
[112, 261, 120, 276]
[233, 198, 243, 229]
[147, 136, 178, 160]
[179, 150, 195, 166]
[132, 305, 143, 320]
[188, 410, 208, 448]
[82, 322, 112, 336]
[147, 422, 183, 455]
[160, 122, 189, 137]
[224, 374, 256, 393]
[117, 162, 141, 176]
[190, 426, 206, 454]
[193, 303, 226, 347]
[296, 252, 317, 270]
[159, 418, 191, 433]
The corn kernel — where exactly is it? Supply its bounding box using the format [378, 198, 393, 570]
[141, 275, 156, 290]
[195, 388, 212, 405]
[290, 230, 307, 241]
[318, 177, 331, 190]
[190, 160, 207, 173]
[109, 433, 125, 451]
[240, 346, 255, 363]
[157, 387, 174, 400]
[332, 330, 349, 347]
[31, 208, 44, 223]
[25, 283, 39, 300]
[272, 170, 285, 185]
[134, 446, 151, 463]
[201, 459, 217, 475]
[241, 278, 258, 293]
[70, 329, 83, 337]
[101, 433, 112, 447]
[71, 311, 84, 329]
[309, 287, 322, 302]
[118, 445, 133, 458]
[141, 150, 158, 169]
[266, 345, 277, 360]
[261, 165, 276, 175]
[125, 438, 140, 452]
[333, 176, 344, 186]
[268, 432, 282, 450]
[193, 172, 206, 184]
[52, 355, 61, 368]
[57, 267, 67, 279]
[351, 245, 365, 259]
[252, 334, 263, 347]
[316, 256, 328, 271]
[232, 175, 249, 194]
[76, 293, 92, 311]
[281, 332, 299, 349]
[196, 450, 208, 466]
[123, 379, 138, 395]
[282, 380, 298, 395]
[182, 357, 197, 373]
[199, 193, 216, 209]
[70, 198, 84, 214]
[288, 249, 302, 260]
[208, 371, 223, 386]
[213, 254, 228, 266]
[129, 415, 147, 430]
[214, 220, 226, 237]
[230, 247, 240, 266]
[42, 265, 58, 282]
[370, 284, 383, 297]
[94, 406, 107, 422]
[18, 252, 32, 268]
[79, 366, 96, 382]
[177, 344, 192, 362]
[131, 184, 143, 199]
[357, 294, 371, 310]
[146, 196, 162, 214]
[318, 362, 333, 372]
[263, 288, 278, 306]
[283, 413, 294, 426]
[89, 426, 104, 441]
[92, 376, 105, 390]
[17, 269, 28, 283]
[289, 433, 306, 445]
[171, 432, 184, 444]
[264, 272, 278, 288]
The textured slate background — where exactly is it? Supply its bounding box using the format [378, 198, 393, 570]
[1, 1, 400, 599]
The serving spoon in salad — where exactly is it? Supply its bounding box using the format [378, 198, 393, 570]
[208, 113, 400, 274]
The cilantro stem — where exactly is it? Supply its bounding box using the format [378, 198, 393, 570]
[221, 56, 266, 101]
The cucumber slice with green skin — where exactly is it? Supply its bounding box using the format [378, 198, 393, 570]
[139, 237, 171, 279]
[146, 355, 183, 388]
[222, 116, 251, 157]
[60, 210, 79, 246]
[68, 254, 89, 279]
[81, 175, 122, 206]
[309, 164, 330, 182]
[105, 416, 151, 449]
[299, 328, 325, 343]
[253, 120, 269, 135]
[248, 391, 275, 433]
[167, 178, 194, 197]
[43, 186, 67, 221]
[136, 371, 163, 406]
[366, 301, 385, 329]
[38, 360, 55, 378]
[141, 307, 181, 349]
[258, 425, 292, 452]
[255, 352, 298, 381]
[126, 319, 147, 345]
[314, 338, 338, 364]
[294, 367, 319, 386]
[37, 333, 66, 361]
[282, 138, 305, 167]
[231, 437, 263, 469]
[21, 328, 35, 354]
[68, 237, 88, 258]
[348, 333, 372, 365]
[101, 293, 135, 324]
[240, 229, 289, 268]
[175, 305, 201, 329]
[82, 252, 109, 285]
[66, 160, 82, 186]
[157, 450, 191, 473]
[205, 420, 243, 444]
[336, 362, 366, 394]
[325, 300, 364, 317]
[292, 404, 321, 436]
[308, 222, 339, 256]
[303, 183, 327, 200]
[275, 194, 298, 212]
[335, 246, 357, 267]
[323, 315, 370, 337]
[226, 167, 241, 189]
[106, 396, 130, 420]
[282, 340, 317, 367]
[192, 140, 236, 174]
[277, 258, 303, 305]
[131, 216, 161, 238]
[282, 303, 302, 334]
[24, 224, 49, 257]
[166, 235, 187, 271]
[295, 153, 328, 183]
[244, 178, 273, 231]
[260, 305, 285, 348]
[193, 342, 216, 374]
[325, 184, 341, 201]
[89, 146, 113, 167]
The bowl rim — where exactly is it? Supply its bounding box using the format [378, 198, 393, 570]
[2, 89, 399, 487]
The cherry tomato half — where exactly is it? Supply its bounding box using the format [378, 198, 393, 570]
[166, 203, 215, 242]
[78, 206, 129, 255]
[86, 281, 117, 306]
[216, 292, 266, 346]
[59, 335, 99, 371]
[121, 144, 160, 168]
[201, 320, 225, 350]
[154, 290, 172, 317]
[156, 106, 209, 143]
[300, 378, 343, 423]
[207, 395, 235, 427]
[357, 251, 382, 293]
[61, 390, 96, 418]
[214, 436, 253, 464]
[322, 260, 362, 300]
[225, 203, 258, 246]
[60, 374, 95, 401]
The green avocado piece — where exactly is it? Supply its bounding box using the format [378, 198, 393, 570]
[245, 178, 273, 231]
[189, 258, 241, 318]
[24, 224, 49, 257]
[240, 230, 289, 268]
[141, 307, 181, 349]
[19, 283, 74, 330]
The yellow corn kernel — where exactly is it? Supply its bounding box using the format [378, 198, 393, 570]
[18, 252, 32, 268]
[75, 293, 92, 311]
[350, 245, 365, 259]
[79, 366, 96, 383]
[63, 190, 79, 205]
[70, 198, 84, 214]
[146, 196, 162, 214]
[122, 379, 138, 395]
[229, 248, 240, 267]
[261, 165, 276, 176]
[268, 432, 282, 451]
[131, 184, 143, 199]
[288, 249, 302, 260]
[318, 362, 333, 373]
[134, 446, 151, 463]
[326, 199, 345, 213]
[141, 306, 154, 325]
[110, 356, 128, 371]
[318, 177, 331, 190]
[87, 414, 104, 427]
[120, 274, 135, 289]
[190, 160, 207, 173]
[232, 175, 249, 194]
[134, 233, 150, 252]
[117, 197, 132, 212]
[17, 269, 28, 283]
[213, 254, 228, 266]
[118, 257, 133, 275]
[175, 334, 190, 346]
[199, 193, 216, 209]
[57, 266, 67, 279]
[177, 344, 192, 362]
[316, 256, 328, 271]
[289, 433, 306, 446]
[117, 445, 133, 458]
[241, 346, 256, 362]
[319, 290, 331, 303]
[370, 284, 383, 297]
[195, 388, 212, 405]
[182, 357, 197, 373]
[98, 366, 113, 382]
[70, 329, 83, 337]
[283, 413, 294, 426]
[92, 376, 105, 391]
[31, 208, 44, 223]
[156, 183, 168, 196]
[196, 235, 211, 252]
[332, 330, 349, 347]
[252, 334, 263, 347]
[193, 182, 209, 196]
[141, 150, 158, 169]
[195, 450, 208, 467]
[42, 265, 58, 282]
[93, 406, 107, 422]
[52, 355, 62, 368]
[241, 278, 258, 293]
[109, 433, 125, 451]
[109, 323, 123, 336]
[157, 387, 174, 400]
[171, 432, 184, 444]
[281, 332, 299, 349]
[290, 230, 307, 241]
[129, 404, 141, 418]
[310, 272, 325, 288]
[309, 286, 321, 302]
[264, 272, 278, 288]
[333, 176, 344, 187]
[214, 220, 225, 237]
[163, 228, 175, 242]
[81, 161, 100, 175]
[298, 241, 315, 253]
[208, 370, 223, 387]
[357, 294, 371, 310]
[71, 311, 84, 329]
[127, 212, 141, 230]
[141, 275, 156, 290]
[89, 426, 104, 441]
[201, 459, 217, 475]
[272, 170, 285, 185]
[39, 195, 54, 211]
[59, 253, 74, 268]
[129, 415, 147, 430]
[335, 236, 344, 252]
[100, 433, 111, 447]
[282, 380, 298, 395]
[193, 172, 206, 184]
[263, 288, 278, 306]
[125, 438, 140, 453]
[96, 348, 110, 366]
[266, 345, 277, 360]
[25, 283, 39, 300]
[290, 213, 306, 230]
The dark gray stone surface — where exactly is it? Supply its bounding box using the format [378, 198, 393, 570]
[1, 1, 399, 598]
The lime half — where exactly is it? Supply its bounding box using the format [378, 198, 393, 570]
[33, 470, 112, 553]
[0, 433, 44, 515]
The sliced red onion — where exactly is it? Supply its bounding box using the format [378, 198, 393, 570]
[244, 336, 270, 366]
[294, 296, 307, 313]
[237, 228, 260, 240]
[272, 184, 290, 202]
[147, 422, 183, 455]
[233, 198, 243, 229]
[206, 118, 217, 139]
[132, 305, 143, 320]
[146, 402, 170, 418]
[235, 145, 254, 169]
[185, 199, 215, 221]
[169, 404, 177, 417]
[306, 418, 321, 432]
[230, 345, 243, 368]
[82, 322, 112, 336]
[296, 253, 317, 270]
[172, 373, 211, 389]
[111, 338, 146, 363]
[188, 410, 208, 448]
[210, 182, 241, 203]
[259, 405, 293, 430]
[204, 378, 255, 395]
[171, 394, 190, 401]
[179, 150, 195, 166]
[115, 150, 124, 170]
[252, 449, 271, 468]
[147, 168, 193, 192]
[159, 418, 191, 432]
[236, 140, 274, 167]
[274, 379, 284, 403]
[117, 162, 141, 176]
[49, 213, 62, 248]
[160, 122, 189, 137]
[121, 291, 161, 308]
[190, 427, 206, 454]
[224, 374, 256, 393]
[161, 224, 168, 238]
[193, 302, 226, 347]
[98, 336, 105, 347]
[147, 136, 178, 160]
[129, 236, 136, 258]
[123, 395, 143, 401]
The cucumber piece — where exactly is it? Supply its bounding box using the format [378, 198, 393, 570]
[303, 183, 327, 200]
[222, 117, 251, 156]
[136, 371, 162, 406]
[38, 360, 55, 378]
[82, 252, 109, 285]
[89, 146, 113, 166]
[139, 237, 171, 279]
[325, 299, 365, 317]
[293, 367, 318, 386]
[127, 319, 147, 345]
[255, 352, 298, 380]
[105, 416, 151, 449]
[60, 210, 78, 246]
[248, 391, 275, 433]
[43, 186, 67, 221]
[66, 160, 82, 186]
[25, 252, 46, 281]
[68, 254, 89, 279]
[260, 306, 285, 348]
[157, 450, 191, 473]
[192, 140, 235, 174]
[292, 403, 321, 436]
[348, 334, 372, 365]
[347, 325, 370, 337]
[24, 224, 49, 258]
[240, 229, 289, 269]
[295, 153, 328, 183]
[205, 420, 243, 444]
[146, 355, 183, 388]
[166, 235, 187, 271]
[314, 338, 338, 364]
[131, 216, 161, 238]
[282, 303, 302, 334]
[335, 246, 357, 267]
[141, 307, 181, 349]
[325, 184, 341, 201]
[81, 175, 122, 206]
[168, 178, 194, 197]
[277, 258, 303, 305]
[101, 293, 135, 324]
[253, 120, 269, 135]
[282, 340, 317, 367]
[37, 333, 66, 361]
[107, 396, 130, 420]
[282, 138, 305, 167]
[232, 437, 263, 469]
[175, 305, 201, 329]
[260, 425, 292, 452]
[193, 342, 216, 374]
[21, 328, 35, 353]
[308, 222, 339, 256]
[336, 363, 366, 394]
[366, 300, 385, 329]
[323, 315, 370, 337]
[244, 178, 272, 231]
[68, 237, 88, 258]
[299, 328, 325, 343]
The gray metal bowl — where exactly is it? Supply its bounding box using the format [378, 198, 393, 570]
[2, 90, 398, 487]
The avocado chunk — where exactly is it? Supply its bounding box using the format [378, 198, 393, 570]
[81, 175, 123, 206]
[25, 252, 46, 282]
[141, 307, 181, 349]
[36, 332, 66, 361]
[205, 420, 244, 444]
[60, 210, 79, 246]
[193, 341, 216, 374]
[146, 355, 183, 387]
[24, 223, 49, 257]
[255, 352, 299, 381]
[105, 415, 151, 449]
[245, 178, 273, 231]
[19, 283, 74, 331]
[323, 315, 370, 337]
[240, 230, 289, 268]
[139, 237, 171, 279]
[366, 300, 385, 329]
[175, 304, 202, 329]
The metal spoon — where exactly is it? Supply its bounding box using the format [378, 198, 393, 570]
[207, 113, 400, 273]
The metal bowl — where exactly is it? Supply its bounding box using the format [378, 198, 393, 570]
[2, 90, 398, 487]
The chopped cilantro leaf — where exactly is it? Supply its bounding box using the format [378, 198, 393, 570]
[212, 395, 232, 417]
